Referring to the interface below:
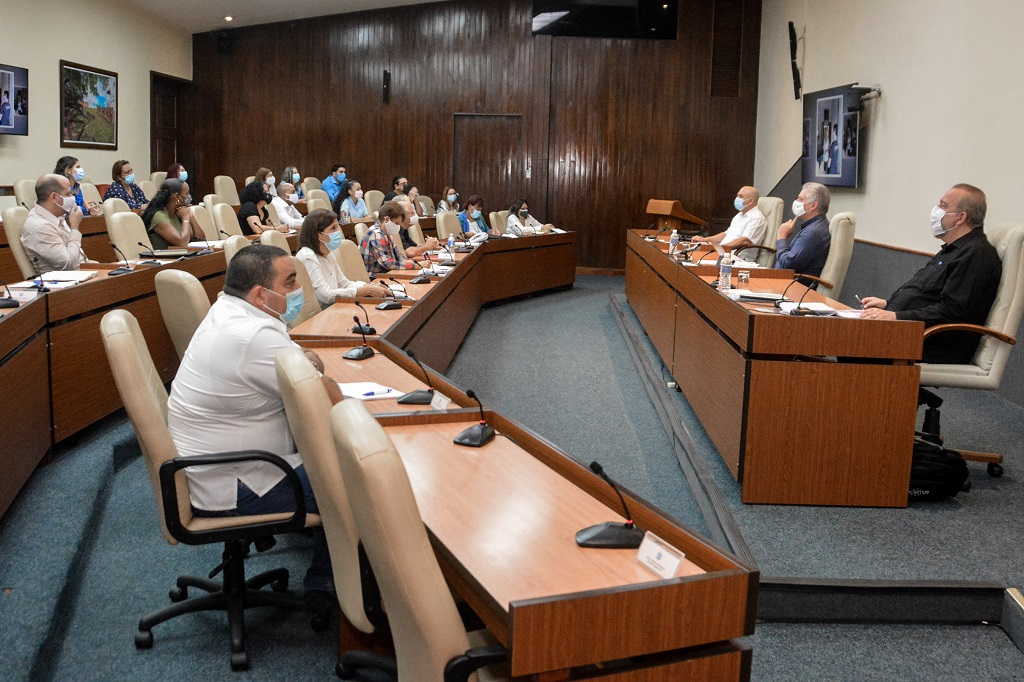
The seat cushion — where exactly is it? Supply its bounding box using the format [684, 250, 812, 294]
[186, 512, 321, 533]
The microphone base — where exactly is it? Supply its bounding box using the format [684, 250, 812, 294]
[108, 266, 133, 277]
[397, 389, 434, 405]
[376, 300, 402, 310]
[194, 248, 215, 256]
[453, 422, 495, 447]
[575, 522, 645, 549]
[0, 297, 20, 309]
[409, 276, 431, 284]
[343, 345, 375, 361]
[351, 324, 377, 336]
[437, 260, 457, 267]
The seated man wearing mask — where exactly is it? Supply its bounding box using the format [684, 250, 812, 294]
[271, 181, 306, 230]
[167, 245, 342, 601]
[21, 174, 90, 275]
[692, 186, 766, 253]
[321, 163, 348, 203]
[396, 198, 439, 260]
[775, 182, 832, 280]
[359, 201, 418, 274]
[860, 183, 1001, 364]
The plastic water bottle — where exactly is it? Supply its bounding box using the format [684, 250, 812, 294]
[447, 232, 455, 253]
[668, 229, 680, 255]
[718, 253, 733, 292]
[340, 209, 350, 224]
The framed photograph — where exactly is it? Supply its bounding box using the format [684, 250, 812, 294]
[60, 60, 117, 149]
[814, 95, 842, 178]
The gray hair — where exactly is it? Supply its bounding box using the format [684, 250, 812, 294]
[802, 182, 831, 212]
[223, 244, 288, 298]
[35, 174, 67, 203]
[277, 181, 294, 196]
[951, 183, 986, 229]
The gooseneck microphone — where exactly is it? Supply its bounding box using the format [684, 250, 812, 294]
[388, 278, 409, 299]
[351, 301, 377, 335]
[397, 349, 435, 405]
[194, 227, 214, 256]
[109, 243, 133, 276]
[219, 229, 233, 239]
[343, 314, 375, 360]
[575, 461, 645, 549]
[438, 243, 457, 267]
[774, 276, 805, 310]
[453, 389, 495, 447]
[0, 283, 19, 309]
[134, 242, 163, 266]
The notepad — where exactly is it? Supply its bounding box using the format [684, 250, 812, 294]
[188, 240, 226, 249]
[728, 289, 784, 301]
[778, 301, 836, 315]
[338, 382, 405, 401]
[139, 248, 190, 258]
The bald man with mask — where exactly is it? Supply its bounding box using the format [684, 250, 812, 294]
[20, 174, 90, 275]
[693, 186, 766, 252]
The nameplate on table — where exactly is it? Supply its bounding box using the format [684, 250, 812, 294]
[430, 391, 452, 411]
[636, 531, 685, 579]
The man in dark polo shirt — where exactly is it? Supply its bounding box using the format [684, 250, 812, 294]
[860, 183, 1001, 364]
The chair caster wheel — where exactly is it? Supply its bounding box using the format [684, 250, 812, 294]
[231, 652, 248, 671]
[988, 463, 1004, 478]
[311, 612, 330, 632]
[169, 586, 187, 602]
[134, 629, 154, 649]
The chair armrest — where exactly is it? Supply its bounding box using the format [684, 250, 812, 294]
[733, 244, 777, 258]
[159, 451, 307, 545]
[793, 273, 834, 290]
[922, 323, 1017, 345]
[444, 645, 508, 682]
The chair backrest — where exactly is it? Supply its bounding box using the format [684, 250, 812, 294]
[338, 239, 370, 282]
[755, 197, 784, 267]
[138, 180, 157, 200]
[302, 177, 322, 193]
[275, 347, 375, 634]
[818, 212, 855, 299]
[99, 309, 186, 545]
[1, 206, 36, 279]
[353, 222, 368, 245]
[435, 211, 460, 240]
[307, 188, 329, 203]
[151, 171, 167, 187]
[408, 223, 425, 246]
[965, 224, 1024, 382]
[80, 182, 102, 207]
[496, 210, 510, 232]
[213, 202, 243, 237]
[291, 258, 322, 326]
[189, 205, 217, 242]
[330, 400, 471, 681]
[103, 197, 131, 217]
[14, 179, 36, 209]
[155, 269, 211, 360]
[307, 197, 331, 213]
[109, 212, 153, 260]
[418, 195, 435, 215]
[214, 175, 241, 205]
[223, 235, 250, 264]
[365, 190, 385, 215]
[488, 211, 500, 233]
[265, 201, 284, 228]
[203, 193, 227, 207]
[260, 229, 290, 252]
[244, 175, 256, 187]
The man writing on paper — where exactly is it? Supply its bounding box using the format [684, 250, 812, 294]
[860, 183, 1001, 364]
[692, 186, 766, 253]
[20, 174, 90, 276]
[774, 182, 832, 281]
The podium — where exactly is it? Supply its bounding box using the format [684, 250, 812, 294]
[645, 199, 705, 234]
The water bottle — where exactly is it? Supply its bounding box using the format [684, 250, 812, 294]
[340, 209, 350, 224]
[718, 253, 733, 292]
[668, 229, 680, 255]
[447, 232, 455, 253]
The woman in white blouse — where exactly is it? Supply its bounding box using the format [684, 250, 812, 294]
[505, 199, 554, 236]
[436, 185, 460, 213]
[294, 209, 390, 307]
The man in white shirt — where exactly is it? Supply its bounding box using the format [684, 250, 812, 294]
[167, 244, 341, 595]
[20, 174, 89, 275]
[271, 182, 305, 229]
[692, 185, 766, 253]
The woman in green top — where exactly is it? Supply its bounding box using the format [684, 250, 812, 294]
[141, 179, 202, 249]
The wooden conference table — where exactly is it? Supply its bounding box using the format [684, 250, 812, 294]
[290, 233, 757, 680]
[625, 230, 923, 507]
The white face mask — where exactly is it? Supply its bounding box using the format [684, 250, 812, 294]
[382, 220, 401, 237]
[287, 193, 299, 203]
[355, 189, 364, 199]
[792, 200, 806, 218]
[929, 205, 959, 238]
[265, 176, 276, 186]
[60, 194, 78, 214]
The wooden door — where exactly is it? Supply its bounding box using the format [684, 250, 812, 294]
[150, 72, 193, 186]
[452, 114, 525, 217]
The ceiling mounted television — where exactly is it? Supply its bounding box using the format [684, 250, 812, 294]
[0, 63, 28, 136]
[801, 85, 873, 189]
[532, 0, 679, 40]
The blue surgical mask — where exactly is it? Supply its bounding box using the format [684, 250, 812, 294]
[733, 197, 745, 211]
[326, 231, 343, 251]
[337, 172, 347, 182]
[74, 168, 85, 181]
[125, 173, 137, 185]
[280, 288, 305, 324]
[447, 192, 458, 202]
[292, 172, 301, 183]
[179, 170, 189, 182]
[470, 209, 481, 220]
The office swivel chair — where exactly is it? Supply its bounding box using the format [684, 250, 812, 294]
[337, 240, 372, 283]
[154, 269, 211, 360]
[214, 175, 241, 205]
[108, 212, 154, 260]
[260, 228, 291, 252]
[330, 400, 508, 682]
[223, 235, 250, 264]
[213, 202, 244, 237]
[917, 223, 1024, 477]
[364, 190, 385, 215]
[14, 178, 35, 209]
[1, 206, 36, 279]
[139, 180, 157, 200]
[816, 212, 856, 299]
[100, 309, 322, 671]
[290, 258, 323, 325]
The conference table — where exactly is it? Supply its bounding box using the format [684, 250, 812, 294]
[625, 230, 923, 507]
[290, 233, 758, 680]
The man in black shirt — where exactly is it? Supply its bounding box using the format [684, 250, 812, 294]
[382, 175, 407, 202]
[860, 183, 1001, 364]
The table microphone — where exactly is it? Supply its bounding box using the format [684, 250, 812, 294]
[0, 283, 19, 309]
[194, 229, 215, 256]
[437, 244, 457, 267]
[453, 389, 495, 447]
[343, 315, 375, 360]
[773, 276, 805, 310]
[108, 243, 134, 276]
[351, 301, 376, 335]
[388, 278, 410, 299]
[409, 260, 432, 285]
[575, 461, 645, 549]
[134, 242, 163, 266]
[397, 349, 435, 405]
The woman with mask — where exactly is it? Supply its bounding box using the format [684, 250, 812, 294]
[103, 160, 149, 210]
[142, 179, 202, 249]
[167, 162, 188, 182]
[505, 199, 554, 236]
[336, 180, 368, 219]
[437, 186, 460, 213]
[359, 201, 418, 274]
[282, 165, 305, 199]
[457, 194, 499, 236]
[237, 182, 275, 235]
[54, 156, 102, 216]
[295, 209, 390, 307]
[255, 167, 278, 197]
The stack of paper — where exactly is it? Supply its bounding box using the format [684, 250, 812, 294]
[188, 239, 227, 249]
[338, 382, 405, 401]
[778, 301, 836, 315]
[9, 270, 97, 289]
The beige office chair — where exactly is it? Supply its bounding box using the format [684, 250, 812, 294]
[154, 269, 210, 360]
[817, 212, 856, 299]
[138, 180, 157, 200]
[244, 175, 256, 187]
[496, 210, 510, 232]
[436, 211, 461, 241]
[99, 308, 318, 671]
[109, 212, 154, 260]
[260, 229, 291, 252]
[353, 222, 368, 245]
[103, 196, 131, 222]
[1, 206, 36, 279]
[917, 224, 1024, 477]
[418, 195, 435, 215]
[264, 201, 284, 228]
[307, 198, 331, 213]
[275, 347, 380, 637]
[338, 239, 371, 282]
[732, 197, 783, 267]
[302, 177, 322, 194]
[488, 212, 500, 233]
[80, 182, 103, 208]
[364, 190, 385, 215]
[291, 258, 323, 326]
[14, 179, 36, 209]
[213, 202, 243, 237]
[151, 171, 167, 187]
[408, 223, 426, 246]
[307, 188, 329, 204]
[223, 235, 250, 264]
[214, 175, 241, 205]
[203, 193, 227, 208]
[188, 205, 217, 243]
[330, 400, 507, 682]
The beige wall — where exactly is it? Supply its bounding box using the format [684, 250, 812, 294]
[0, 0, 191, 204]
[755, 0, 1024, 251]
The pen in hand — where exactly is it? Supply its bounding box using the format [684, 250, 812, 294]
[854, 293, 864, 307]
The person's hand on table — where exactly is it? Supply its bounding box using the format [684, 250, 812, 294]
[777, 219, 796, 240]
[859, 296, 887, 309]
[860, 308, 896, 321]
[424, 237, 439, 250]
[277, 225, 290, 233]
[690, 235, 708, 243]
[357, 283, 389, 298]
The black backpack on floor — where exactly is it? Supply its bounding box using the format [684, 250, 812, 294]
[908, 437, 970, 501]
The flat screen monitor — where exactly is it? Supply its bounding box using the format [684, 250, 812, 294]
[801, 85, 871, 189]
[532, 1, 678, 40]
[0, 64, 28, 136]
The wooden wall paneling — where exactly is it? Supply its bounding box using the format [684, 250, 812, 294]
[452, 114, 525, 213]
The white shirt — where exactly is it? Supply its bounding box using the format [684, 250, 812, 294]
[20, 204, 88, 275]
[506, 212, 543, 235]
[722, 206, 766, 248]
[270, 196, 304, 229]
[295, 246, 366, 306]
[167, 294, 303, 511]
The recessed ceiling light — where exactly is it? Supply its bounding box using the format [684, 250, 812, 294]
[224, 16, 233, 22]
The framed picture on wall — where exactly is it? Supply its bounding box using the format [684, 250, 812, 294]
[59, 60, 117, 149]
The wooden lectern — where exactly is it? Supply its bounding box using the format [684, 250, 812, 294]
[645, 199, 705, 233]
